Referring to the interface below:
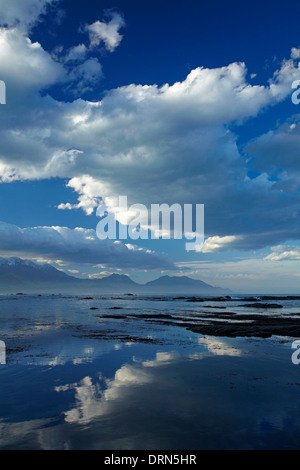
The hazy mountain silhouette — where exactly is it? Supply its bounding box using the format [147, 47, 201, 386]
[145, 275, 218, 291]
[0, 257, 230, 294]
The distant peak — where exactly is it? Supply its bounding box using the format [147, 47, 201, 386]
[107, 273, 129, 279]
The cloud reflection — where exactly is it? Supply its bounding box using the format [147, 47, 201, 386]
[55, 343, 241, 426]
[196, 336, 243, 357]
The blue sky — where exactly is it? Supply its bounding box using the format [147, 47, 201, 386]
[0, 0, 300, 292]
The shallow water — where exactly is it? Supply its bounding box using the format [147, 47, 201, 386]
[1, 294, 300, 449]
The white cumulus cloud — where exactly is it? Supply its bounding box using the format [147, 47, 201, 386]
[264, 245, 300, 261]
[1, 5, 300, 255]
[201, 236, 240, 253]
[85, 11, 125, 52]
[0, 0, 57, 31]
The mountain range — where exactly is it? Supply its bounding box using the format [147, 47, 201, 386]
[0, 257, 230, 295]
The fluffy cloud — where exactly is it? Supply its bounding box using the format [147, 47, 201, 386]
[264, 245, 300, 261]
[85, 11, 125, 52]
[201, 236, 240, 253]
[67, 57, 103, 94]
[0, 27, 65, 92]
[56, 11, 125, 65]
[0, 0, 56, 31]
[0, 2, 124, 102]
[57, 175, 106, 215]
[0, 221, 174, 270]
[52, 11, 125, 94]
[1, 61, 295, 187]
[245, 117, 300, 193]
[1, 3, 300, 257]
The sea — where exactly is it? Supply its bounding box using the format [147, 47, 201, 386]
[0, 292, 300, 450]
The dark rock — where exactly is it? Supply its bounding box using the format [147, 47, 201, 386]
[240, 303, 283, 309]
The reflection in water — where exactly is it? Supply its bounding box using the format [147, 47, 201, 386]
[196, 336, 243, 356]
[1, 342, 300, 449]
[55, 352, 179, 425]
[1, 294, 300, 449]
[50, 347, 300, 450]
